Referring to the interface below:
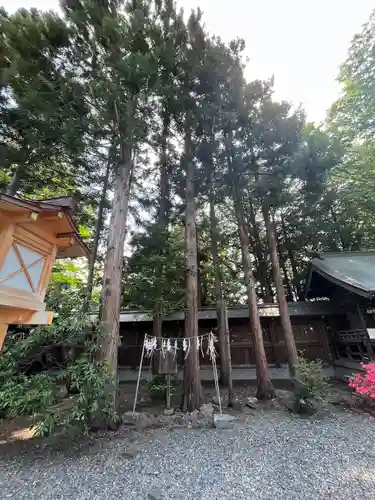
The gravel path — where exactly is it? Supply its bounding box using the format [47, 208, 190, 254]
[1, 409, 375, 500]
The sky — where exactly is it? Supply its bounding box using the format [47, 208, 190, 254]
[2, 0, 374, 123]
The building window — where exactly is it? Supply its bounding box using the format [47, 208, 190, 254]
[0, 242, 46, 293]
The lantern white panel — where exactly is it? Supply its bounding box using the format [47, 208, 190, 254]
[16, 243, 42, 266]
[27, 260, 45, 289]
[0, 246, 21, 278]
[2, 271, 33, 292]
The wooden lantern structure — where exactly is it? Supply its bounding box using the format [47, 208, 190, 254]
[0, 194, 89, 350]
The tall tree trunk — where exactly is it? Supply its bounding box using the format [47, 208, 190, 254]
[209, 183, 232, 389]
[99, 142, 132, 409]
[263, 202, 298, 376]
[227, 143, 274, 399]
[248, 200, 273, 302]
[152, 108, 171, 340]
[281, 217, 303, 300]
[183, 125, 202, 411]
[276, 230, 294, 301]
[196, 230, 209, 307]
[236, 200, 274, 399]
[6, 164, 24, 196]
[330, 207, 347, 250]
[196, 231, 202, 308]
[222, 300, 234, 406]
[84, 148, 112, 312]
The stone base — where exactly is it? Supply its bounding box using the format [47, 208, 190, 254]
[213, 413, 236, 429]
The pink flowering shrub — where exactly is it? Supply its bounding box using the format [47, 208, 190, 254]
[349, 362, 375, 400]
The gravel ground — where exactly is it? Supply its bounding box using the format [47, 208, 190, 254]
[1, 408, 375, 500]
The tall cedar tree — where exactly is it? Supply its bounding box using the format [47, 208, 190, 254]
[179, 10, 209, 411]
[195, 37, 236, 392]
[0, 8, 88, 196]
[151, 0, 185, 339]
[222, 48, 275, 399]
[63, 0, 158, 411]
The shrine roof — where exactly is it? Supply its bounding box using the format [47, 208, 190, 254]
[0, 193, 89, 258]
[306, 251, 375, 299]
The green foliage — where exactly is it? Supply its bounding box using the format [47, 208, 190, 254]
[329, 9, 375, 142]
[0, 318, 118, 436]
[0, 7, 89, 195]
[0, 373, 57, 420]
[147, 375, 180, 402]
[292, 357, 329, 414]
[0, 259, 116, 436]
[35, 356, 119, 436]
[324, 9, 375, 256]
[124, 224, 185, 315]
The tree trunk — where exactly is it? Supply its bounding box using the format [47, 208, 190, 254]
[281, 217, 303, 300]
[182, 126, 202, 411]
[263, 202, 298, 376]
[223, 299, 234, 406]
[196, 231, 202, 308]
[236, 205, 274, 399]
[276, 229, 294, 302]
[227, 147, 273, 399]
[6, 164, 24, 196]
[209, 182, 232, 388]
[99, 142, 132, 409]
[330, 207, 347, 250]
[84, 148, 112, 312]
[210, 181, 233, 391]
[248, 200, 273, 302]
[152, 108, 171, 340]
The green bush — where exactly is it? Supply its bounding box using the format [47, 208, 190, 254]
[292, 357, 329, 414]
[147, 375, 180, 402]
[0, 259, 120, 437]
[33, 356, 119, 436]
[0, 373, 57, 419]
[0, 316, 119, 436]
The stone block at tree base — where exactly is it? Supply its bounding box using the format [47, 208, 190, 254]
[163, 408, 175, 416]
[213, 413, 236, 429]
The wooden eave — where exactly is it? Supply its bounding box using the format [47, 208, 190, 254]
[0, 194, 89, 258]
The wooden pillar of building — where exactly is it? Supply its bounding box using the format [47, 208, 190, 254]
[319, 322, 332, 363]
[0, 323, 7, 351]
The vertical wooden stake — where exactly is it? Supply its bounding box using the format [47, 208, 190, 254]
[210, 334, 222, 415]
[133, 334, 146, 415]
[0, 323, 8, 351]
[166, 373, 171, 410]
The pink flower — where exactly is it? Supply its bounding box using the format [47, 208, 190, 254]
[348, 363, 375, 402]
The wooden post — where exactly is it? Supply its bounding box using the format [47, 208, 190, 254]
[0, 224, 14, 267]
[166, 373, 171, 410]
[0, 323, 8, 351]
[320, 323, 332, 363]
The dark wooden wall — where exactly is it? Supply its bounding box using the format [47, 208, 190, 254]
[118, 314, 337, 368]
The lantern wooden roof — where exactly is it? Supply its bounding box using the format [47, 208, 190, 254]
[0, 194, 89, 258]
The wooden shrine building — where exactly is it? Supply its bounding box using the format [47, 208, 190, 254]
[0, 194, 89, 350]
[117, 302, 344, 370]
[119, 251, 375, 375]
[306, 251, 375, 368]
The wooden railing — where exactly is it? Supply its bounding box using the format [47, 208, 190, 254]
[334, 329, 375, 362]
[336, 329, 369, 343]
